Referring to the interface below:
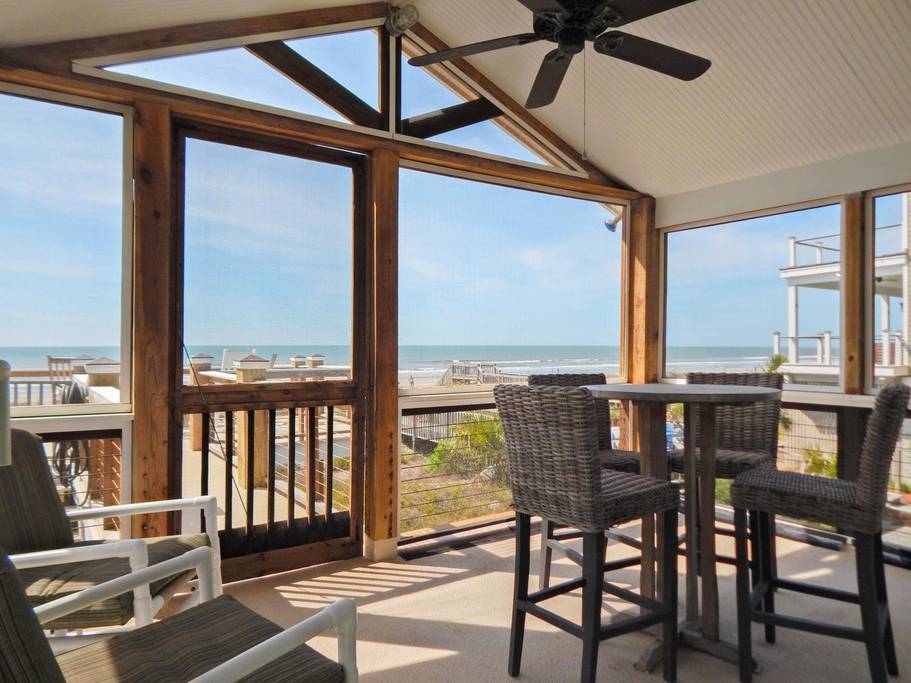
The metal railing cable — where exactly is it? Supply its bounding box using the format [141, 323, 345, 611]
[182, 342, 249, 526]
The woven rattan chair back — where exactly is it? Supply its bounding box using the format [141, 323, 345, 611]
[528, 373, 612, 450]
[0, 430, 74, 554]
[0, 549, 66, 682]
[855, 381, 910, 517]
[495, 385, 603, 532]
[687, 372, 783, 454]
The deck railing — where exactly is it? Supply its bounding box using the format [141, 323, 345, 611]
[773, 331, 837, 365]
[445, 362, 526, 386]
[399, 404, 512, 537]
[774, 331, 906, 368]
[8, 378, 71, 406]
[182, 404, 353, 559]
[787, 222, 903, 268]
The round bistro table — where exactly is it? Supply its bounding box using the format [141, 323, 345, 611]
[583, 383, 781, 671]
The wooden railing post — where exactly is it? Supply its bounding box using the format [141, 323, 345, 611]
[365, 146, 399, 561]
[131, 101, 177, 538]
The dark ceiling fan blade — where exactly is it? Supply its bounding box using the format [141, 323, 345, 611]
[408, 33, 540, 67]
[594, 31, 710, 80]
[516, 0, 567, 12]
[598, 0, 698, 27]
[525, 49, 573, 109]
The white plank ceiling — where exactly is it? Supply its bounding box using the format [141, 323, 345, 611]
[2, 0, 910, 198]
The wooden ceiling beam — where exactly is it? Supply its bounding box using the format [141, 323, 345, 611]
[0, 59, 639, 202]
[246, 41, 382, 129]
[400, 98, 502, 139]
[4, 3, 388, 68]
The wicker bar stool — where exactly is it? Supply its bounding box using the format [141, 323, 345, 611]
[495, 384, 680, 683]
[528, 373, 644, 589]
[668, 372, 783, 478]
[732, 381, 909, 683]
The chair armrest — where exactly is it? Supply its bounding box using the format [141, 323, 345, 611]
[66, 495, 217, 521]
[65, 495, 223, 599]
[11, 539, 148, 570]
[34, 546, 216, 626]
[189, 598, 358, 683]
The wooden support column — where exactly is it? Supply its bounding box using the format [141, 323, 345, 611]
[131, 101, 176, 538]
[842, 192, 866, 394]
[622, 196, 660, 448]
[622, 196, 661, 603]
[365, 146, 399, 561]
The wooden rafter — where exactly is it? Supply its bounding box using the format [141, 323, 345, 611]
[5, 3, 388, 66]
[400, 98, 502, 139]
[247, 41, 382, 129]
[405, 24, 627, 188]
[0, 59, 638, 201]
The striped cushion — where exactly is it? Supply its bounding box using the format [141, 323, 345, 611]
[0, 430, 73, 554]
[0, 549, 65, 682]
[57, 594, 345, 683]
[20, 534, 209, 630]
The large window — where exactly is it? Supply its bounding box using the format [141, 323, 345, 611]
[870, 188, 910, 388]
[664, 203, 843, 389]
[181, 135, 356, 385]
[0, 91, 129, 415]
[106, 30, 379, 126]
[399, 169, 625, 391]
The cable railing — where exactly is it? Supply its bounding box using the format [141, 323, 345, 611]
[788, 222, 904, 267]
[399, 405, 512, 538]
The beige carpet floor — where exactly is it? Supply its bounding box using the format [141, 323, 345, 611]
[224, 525, 908, 682]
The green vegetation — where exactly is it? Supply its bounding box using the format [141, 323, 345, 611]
[802, 445, 837, 478]
[763, 353, 788, 373]
[715, 478, 732, 505]
[400, 413, 512, 535]
[428, 414, 508, 487]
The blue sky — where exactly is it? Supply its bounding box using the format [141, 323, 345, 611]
[1, 27, 896, 356]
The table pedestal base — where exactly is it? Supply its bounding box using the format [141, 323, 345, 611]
[634, 621, 761, 674]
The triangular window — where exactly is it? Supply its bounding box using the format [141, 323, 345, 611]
[105, 29, 380, 126]
[400, 51, 549, 165]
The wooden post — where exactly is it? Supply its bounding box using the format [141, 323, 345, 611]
[627, 195, 660, 385]
[624, 196, 662, 603]
[235, 364, 270, 488]
[842, 193, 865, 394]
[188, 353, 213, 451]
[624, 195, 661, 449]
[365, 146, 399, 561]
[131, 101, 176, 538]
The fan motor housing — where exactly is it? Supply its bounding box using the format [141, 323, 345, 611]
[532, 3, 623, 45]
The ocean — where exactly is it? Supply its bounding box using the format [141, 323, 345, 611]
[1, 344, 775, 386]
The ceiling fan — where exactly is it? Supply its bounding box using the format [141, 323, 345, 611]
[408, 0, 711, 109]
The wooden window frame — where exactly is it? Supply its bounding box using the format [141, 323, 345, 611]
[395, 160, 631, 401]
[172, 121, 368, 411]
[0, 82, 135, 419]
[864, 182, 911, 395]
[658, 195, 849, 395]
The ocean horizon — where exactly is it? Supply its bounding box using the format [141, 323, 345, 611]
[1, 343, 777, 376]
